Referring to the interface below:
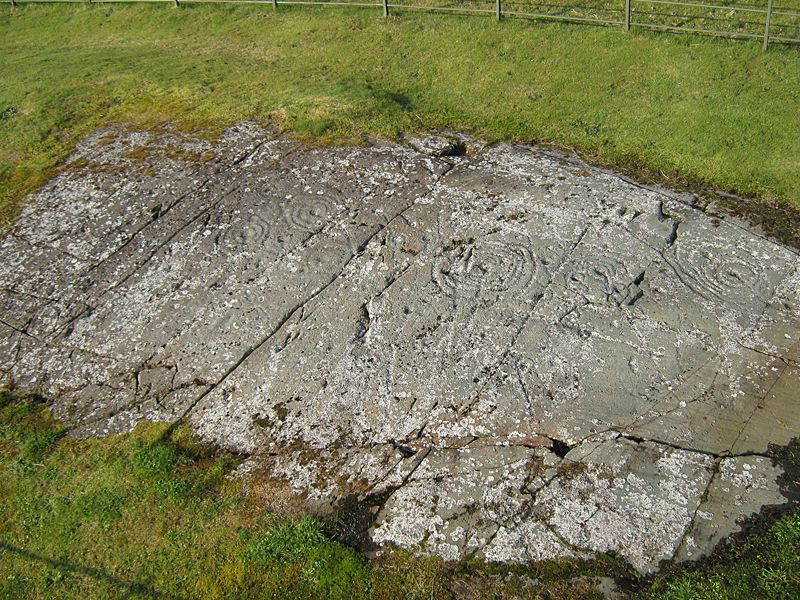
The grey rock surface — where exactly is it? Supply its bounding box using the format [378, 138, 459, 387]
[1, 123, 798, 573]
[407, 134, 467, 157]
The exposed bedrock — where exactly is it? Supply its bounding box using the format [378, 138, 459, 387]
[1, 124, 798, 573]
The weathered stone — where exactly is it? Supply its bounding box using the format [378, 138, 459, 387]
[407, 134, 465, 157]
[1, 124, 797, 573]
[677, 455, 786, 561]
[535, 438, 716, 573]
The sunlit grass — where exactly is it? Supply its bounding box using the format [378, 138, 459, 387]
[0, 4, 799, 229]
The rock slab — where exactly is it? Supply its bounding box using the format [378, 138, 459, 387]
[1, 126, 798, 573]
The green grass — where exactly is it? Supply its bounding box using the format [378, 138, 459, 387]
[1, 391, 799, 599]
[0, 4, 799, 233]
[647, 514, 800, 599]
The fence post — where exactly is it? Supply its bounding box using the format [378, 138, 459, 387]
[496, 0, 502, 20]
[763, 0, 773, 50]
[383, 0, 389, 17]
[625, 0, 631, 31]
[273, 0, 277, 8]
[173, 0, 179, 7]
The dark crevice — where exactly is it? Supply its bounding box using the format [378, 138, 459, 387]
[392, 443, 417, 458]
[626, 288, 644, 306]
[657, 201, 682, 249]
[666, 220, 679, 246]
[440, 140, 467, 158]
[617, 432, 771, 460]
[0, 316, 33, 338]
[675, 459, 720, 558]
[609, 269, 647, 307]
[551, 438, 574, 458]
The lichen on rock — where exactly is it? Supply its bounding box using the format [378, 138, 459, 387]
[1, 123, 797, 573]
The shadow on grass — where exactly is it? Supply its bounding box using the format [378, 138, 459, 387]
[0, 542, 190, 600]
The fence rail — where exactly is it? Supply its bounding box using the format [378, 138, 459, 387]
[5, 0, 800, 48]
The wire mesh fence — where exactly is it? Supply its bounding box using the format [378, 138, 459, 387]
[5, 0, 799, 48]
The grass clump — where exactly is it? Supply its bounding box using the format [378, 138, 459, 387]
[0, 4, 799, 233]
[0, 392, 66, 465]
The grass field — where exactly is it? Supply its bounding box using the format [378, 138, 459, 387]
[0, 4, 799, 233]
[1, 391, 799, 599]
